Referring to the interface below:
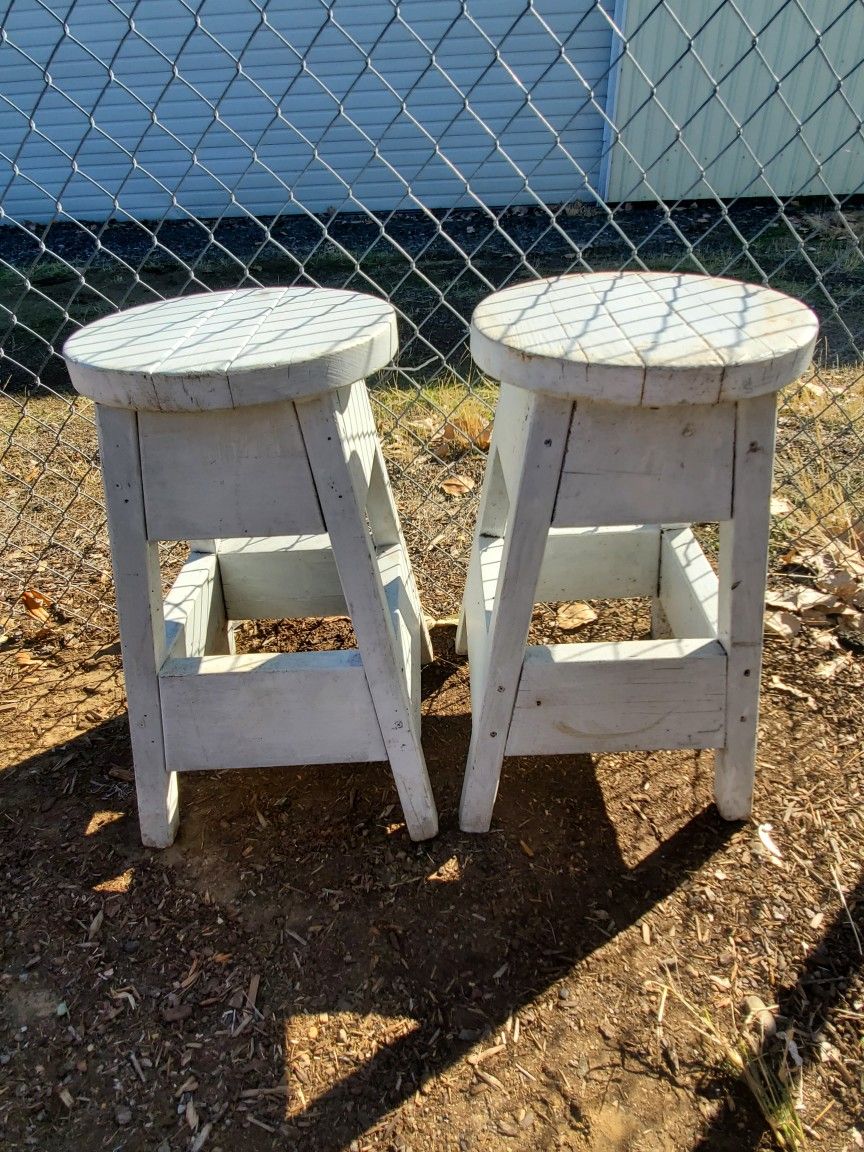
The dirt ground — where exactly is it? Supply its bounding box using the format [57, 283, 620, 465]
[2, 497, 864, 1152]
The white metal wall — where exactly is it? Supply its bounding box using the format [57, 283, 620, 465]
[0, 0, 615, 223]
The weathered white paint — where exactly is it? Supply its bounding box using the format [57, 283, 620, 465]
[714, 393, 778, 820]
[160, 650, 387, 769]
[553, 400, 735, 527]
[471, 272, 819, 404]
[657, 526, 719, 640]
[95, 404, 178, 848]
[458, 392, 572, 833]
[488, 383, 536, 501]
[297, 387, 437, 840]
[214, 535, 347, 620]
[507, 638, 727, 755]
[366, 439, 435, 667]
[538, 525, 661, 601]
[163, 548, 233, 659]
[1, 0, 615, 222]
[471, 525, 662, 626]
[455, 446, 508, 661]
[69, 286, 436, 844]
[138, 401, 324, 540]
[333, 379, 379, 509]
[64, 288, 398, 410]
[459, 272, 816, 833]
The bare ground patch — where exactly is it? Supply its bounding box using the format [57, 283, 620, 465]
[1, 382, 863, 1151]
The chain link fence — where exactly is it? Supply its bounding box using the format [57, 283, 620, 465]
[1, 0, 863, 635]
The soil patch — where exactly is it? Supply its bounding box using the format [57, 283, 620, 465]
[1, 598, 862, 1150]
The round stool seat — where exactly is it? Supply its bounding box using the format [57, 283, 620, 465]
[470, 271, 818, 406]
[64, 286, 398, 411]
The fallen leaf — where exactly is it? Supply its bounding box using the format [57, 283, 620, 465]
[789, 534, 864, 580]
[442, 412, 493, 452]
[802, 379, 826, 399]
[22, 588, 52, 623]
[769, 674, 817, 710]
[808, 628, 840, 650]
[427, 856, 462, 883]
[763, 611, 801, 639]
[815, 569, 861, 603]
[108, 766, 135, 783]
[87, 909, 104, 940]
[407, 416, 442, 438]
[815, 654, 852, 679]
[439, 474, 475, 497]
[770, 495, 794, 515]
[555, 602, 598, 631]
[766, 587, 840, 615]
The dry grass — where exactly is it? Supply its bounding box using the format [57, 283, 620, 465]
[801, 208, 864, 242]
[652, 980, 808, 1152]
[2, 361, 863, 633]
[782, 362, 864, 426]
[779, 437, 861, 543]
[0, 392, 112, 632]
[799, 210, 864, 271]
[372, 371, 498, 461]
[776, 362, 864, 546]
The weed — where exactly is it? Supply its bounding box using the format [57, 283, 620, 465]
[650, 980, 807, 1151]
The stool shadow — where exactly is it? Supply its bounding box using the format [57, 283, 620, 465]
[5, 677, 734, 1149]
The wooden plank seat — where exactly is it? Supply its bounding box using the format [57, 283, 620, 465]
[64, 287, 437, 846]
[457, 271, 818, 833]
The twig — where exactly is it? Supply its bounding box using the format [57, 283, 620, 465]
[829, 864, 863, 956]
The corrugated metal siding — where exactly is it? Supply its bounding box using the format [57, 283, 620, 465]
[0, 0, 615, 223]
[604, 0, 864, 202]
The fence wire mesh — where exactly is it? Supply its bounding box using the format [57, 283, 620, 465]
[1, 0, 863, 636]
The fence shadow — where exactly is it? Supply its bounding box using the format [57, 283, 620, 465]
[690, 869, 864, 1152]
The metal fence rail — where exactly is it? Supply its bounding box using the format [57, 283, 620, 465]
[1, 0, 862, 633]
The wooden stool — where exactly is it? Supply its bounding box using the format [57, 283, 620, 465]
[457, 272, 818, 832]
[64, 287, 437, 846]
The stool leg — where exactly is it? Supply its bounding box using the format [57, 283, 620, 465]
[366, 445, 434, 666]
[298, 392, 438, 841]
[456, 447, 509, 658]
[96, 406, 179, 848]
[715, 394, 777, 820]
[459, 395, 572, 833]
[186, 540, 236, 654]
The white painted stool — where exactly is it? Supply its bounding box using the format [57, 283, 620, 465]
[457, 272, 818, 833]
[64, 287, 437, 846]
